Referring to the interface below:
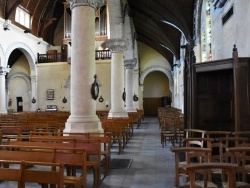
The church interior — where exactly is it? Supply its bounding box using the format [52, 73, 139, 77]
[0, 0, 250, 187]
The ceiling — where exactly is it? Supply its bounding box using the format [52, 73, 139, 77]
[127, 0, 195, 64]
[2, 0, 195, 67]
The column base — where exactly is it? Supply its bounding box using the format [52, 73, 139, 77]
[108, 110, 128, 118]
[0, 109, 8, 114]
[64, 115, 103, 133]
[125, 107, 137, 112]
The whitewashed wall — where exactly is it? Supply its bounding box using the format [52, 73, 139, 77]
[211, 0, 250, 59]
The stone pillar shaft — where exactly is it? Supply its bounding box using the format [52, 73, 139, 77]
[125, 59, 136, 112]
[0, 66, 10, 114]
[65, 0, 103, 133]
[106, 39, 128, 117]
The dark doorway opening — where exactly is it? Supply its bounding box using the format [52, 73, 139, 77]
[16, 97, 23, 112]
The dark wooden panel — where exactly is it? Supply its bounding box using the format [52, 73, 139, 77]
[195, 69, 234, 131]
[143, 98, 162, 116]
[237, 60, 250, 131]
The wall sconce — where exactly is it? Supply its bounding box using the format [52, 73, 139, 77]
[62, 97, 67, 103]
[31, 97, 36, 103]
[133, 93, 139, 102]
[91, 75, 99, 100]
[24, 30, 31, 33]
[3, 20, 10, 31]
[122, 88, 126, 102]
[99, 96, 104, 103]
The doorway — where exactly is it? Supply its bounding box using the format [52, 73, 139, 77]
[16, 97, 23, 112]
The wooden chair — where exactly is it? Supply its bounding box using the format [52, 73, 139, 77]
[233, 131, 250, 141]
[175, 115, 185, 146]
[185, 162, 238, 188]
[185, 129, 207, 146]
[161, 116, 176, 147]
[227, 147, 250, 187]
[171, 147, 212, 188]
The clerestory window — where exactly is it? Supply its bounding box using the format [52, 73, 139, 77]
[15, 6, 30, 28]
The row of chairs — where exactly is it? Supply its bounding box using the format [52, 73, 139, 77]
[171, 129, 250, 187]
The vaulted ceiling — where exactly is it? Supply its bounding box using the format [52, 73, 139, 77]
[1, 0, 195, 66]
[127, 0, 195, 64]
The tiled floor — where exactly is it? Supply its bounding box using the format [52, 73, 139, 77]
[97, 117, 175, 188]
[0, 117, 176, 188]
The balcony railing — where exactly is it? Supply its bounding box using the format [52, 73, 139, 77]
[95, 50, 111, 60]
[37, 50, 111, 63]
[37, 52, 67, 63]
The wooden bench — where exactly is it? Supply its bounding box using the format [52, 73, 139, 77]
[62, 132, 112, 176]
[0, 145, 87, 188]
[8, 136, 101, 187]
[0, 160, 64, 188]
[0, 126, 21, 144]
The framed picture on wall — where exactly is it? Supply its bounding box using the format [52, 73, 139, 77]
[47, 89, 54, 100]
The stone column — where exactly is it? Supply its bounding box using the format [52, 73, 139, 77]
[0, 66, 10, 114]
[106, 39, 128, 117]
[64, 0, 103, 133]
[124, 59, 137, 112]
[30, 75, 38, 111]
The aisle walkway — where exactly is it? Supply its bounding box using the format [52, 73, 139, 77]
[96, 117, 175, 188]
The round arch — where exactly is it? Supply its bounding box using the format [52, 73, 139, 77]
[6, 72, 31, 91]
[4, 42, 37, 76]
[140, 66, 174, 86]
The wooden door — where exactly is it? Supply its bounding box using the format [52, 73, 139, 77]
[143, 97, 162, 116]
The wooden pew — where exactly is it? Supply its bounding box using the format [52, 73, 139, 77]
[0, 160, 64, 188]
[0, 126, 21, 144]
[62, 132, 112, 176]
[8, 136, 101, 187]
[21, 161, 64, 188]
[0, 145, 87, 188]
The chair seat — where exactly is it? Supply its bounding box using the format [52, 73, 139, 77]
[222, 181, 250, 188]
[193, 181, 218, 188]
[64, 176, 82, 188]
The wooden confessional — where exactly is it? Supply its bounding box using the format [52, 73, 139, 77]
[185, 45, 250, 132]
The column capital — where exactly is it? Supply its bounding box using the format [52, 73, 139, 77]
[67, 0, 104, 10]
[124, 59, 136, 69]
[0, 66, 11, 75]
[105, 38, 127, 53]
